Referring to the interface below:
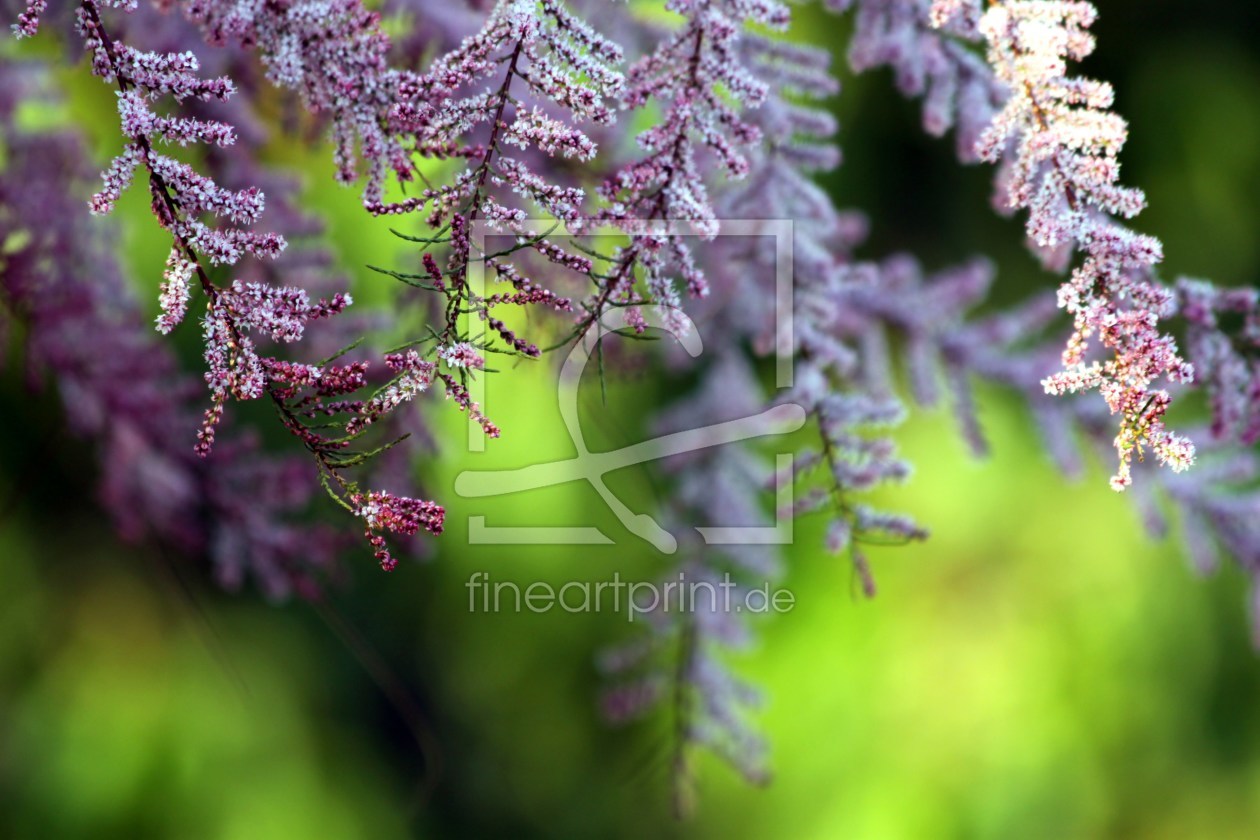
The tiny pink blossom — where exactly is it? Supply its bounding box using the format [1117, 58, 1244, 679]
[438, 342, 486, 370]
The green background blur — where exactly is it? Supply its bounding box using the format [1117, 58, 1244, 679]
[3, 1, 1260, 837]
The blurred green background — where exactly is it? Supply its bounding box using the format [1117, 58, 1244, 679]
[3, 0, 1260, 837]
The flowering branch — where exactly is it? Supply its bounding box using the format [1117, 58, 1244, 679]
[179, 0, 428, 212]
[371, 0, 623, 433]
[577, 0, 788, 332]
[0, 60, 342, 597]
[974, 0, 1195, 491]
[59, 0, 447, 568]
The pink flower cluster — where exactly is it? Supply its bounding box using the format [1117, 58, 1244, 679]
[79, 6, 285, 265]
[10, 0, 46, 38]
[392, 0, 622, 229]
[55, 0, 449, 569]
[352, 490, 446, 571]
[1177, 279, 1260, 445]
[974, 0, 1195, 490]
[347, 350, 437, 435]
[156, 247, 194, 334]
[0, 75, 342, 598]
[365, 0, 626, 442]
[181, 0, 421, 211]
[595, 0, 788, 314]
[830, 0, 1003, 160]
